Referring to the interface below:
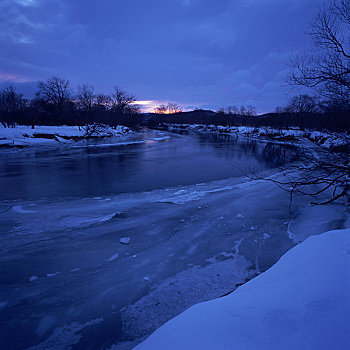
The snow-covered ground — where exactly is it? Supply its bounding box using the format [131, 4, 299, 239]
[0, 124, 130, 147]
[136, 227, 350, 350]
[166, 124, 349, 150]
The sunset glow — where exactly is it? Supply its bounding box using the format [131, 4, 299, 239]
[133, 100, 183, 113]
[0, 72, 32, 83]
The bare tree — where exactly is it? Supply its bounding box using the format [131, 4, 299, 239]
[270, 1, 350, 205]
[217, 105, 256, 116]
[36, 76, 71, 105]
[268, 142, 350, 205]
[239, 105, 247, 116]
[111, 86, 140, 114]
[36, 76, 72, 119]
[0, 86, 27, 127]
[287, 0, 350, 106]
[155, 105, 168, 114]
[167, 102, 182, 113]
[95, 93, 112, 112]
[284, 94, 320, 113]
[77, 84, 95, 115]
[223, 106, 236, 115]
[155, 102, 182, 114]
[76, 84, 98, 133]
[245, 105, 257, 116]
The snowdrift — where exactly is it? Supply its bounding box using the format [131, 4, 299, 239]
[137, 228, 350, 350]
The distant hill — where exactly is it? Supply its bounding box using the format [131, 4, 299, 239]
[142, 109, 349, 131]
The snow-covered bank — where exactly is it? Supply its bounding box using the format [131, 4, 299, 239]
[0, 125, 130, 147]
[166, 124, 349, 151]
[136, 228, 350, 350]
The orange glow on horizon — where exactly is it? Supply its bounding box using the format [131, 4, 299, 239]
[133, 100, 183, 113]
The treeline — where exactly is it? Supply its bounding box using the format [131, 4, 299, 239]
[149, 110, 349, 132]
[1, 77, 349, 132]
[147, 94, 350, 132]
[0, 76, 143, 128]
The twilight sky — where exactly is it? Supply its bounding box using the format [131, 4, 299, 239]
[0, 0, 321, 113]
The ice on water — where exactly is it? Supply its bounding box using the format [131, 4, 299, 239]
[0, 153, 347, 349]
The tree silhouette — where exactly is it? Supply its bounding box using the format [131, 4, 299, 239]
[288, 0, 350, 107]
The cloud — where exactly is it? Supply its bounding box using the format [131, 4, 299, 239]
[14, 0, 39, 7]
[0, 0, 319, 112]
[0, 72, 33, 83]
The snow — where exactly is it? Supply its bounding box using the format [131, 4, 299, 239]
[150, 136, 171, 141]
[136, 228, 350, 350]
[55, 135, 72, 143]
[73, 140, 146, 148]
[166, 124, 348, 150]
[152, 184, 238, 204]
[27, 318, 104, 350]
[70, 268, 81, 272]
[0, 139, 12, 146]
[16, 211, 120, 231]
[107, 252, 119, 262]
[0, 124, 130, 147]
[120, 237, 131, 244]
[12, 205, 36, 214]
[46, 272, 62, 278]
[99, 213, 117, 223]
[121, 254, 252, 344]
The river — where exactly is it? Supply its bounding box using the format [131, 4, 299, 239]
[0, 129, 346, 349]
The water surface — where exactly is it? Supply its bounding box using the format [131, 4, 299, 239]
[0, 129, 296, 200]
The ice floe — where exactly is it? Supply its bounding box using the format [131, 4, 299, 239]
[13, 205, 36, 214]
[107, 253, 119, 262]
[120, 237, 131, 244]
[46, 272, 62, 278]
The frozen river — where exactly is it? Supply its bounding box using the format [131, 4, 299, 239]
[0, 129, 347, 349]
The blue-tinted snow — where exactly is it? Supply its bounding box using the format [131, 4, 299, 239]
[136, 228, 350, 350]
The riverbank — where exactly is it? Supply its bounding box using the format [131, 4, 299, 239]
[136, 226, 350, 350]
[0, 125, 130, 148]
[2, 123, 348, 152]
[164, 124, 349, 152]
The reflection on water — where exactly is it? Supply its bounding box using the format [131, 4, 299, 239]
[0, 131, 296, 199]
[195, 132, 299, 167]
[0, 129, 299, 200]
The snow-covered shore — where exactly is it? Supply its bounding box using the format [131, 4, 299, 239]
[166, 124, 349, 150]
[137, 227, 350, 350]
[0, 125, 130, 147]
